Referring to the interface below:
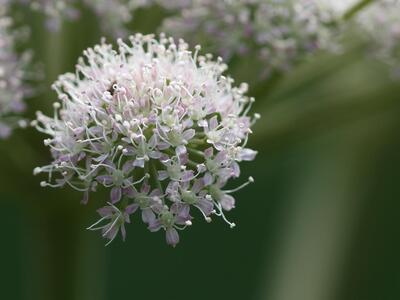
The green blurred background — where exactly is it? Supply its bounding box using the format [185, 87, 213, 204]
[1, 3, 400, 300]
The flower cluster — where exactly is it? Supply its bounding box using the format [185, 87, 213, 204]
[161, 0, 338, 76]
[33, 34, 258, 246]
[0, 1, 32, 139]
[357, 0, 400, 76]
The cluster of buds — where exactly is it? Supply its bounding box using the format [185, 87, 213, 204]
[356, 0, 400, 76]
[0, 1, 32, 139]
[161, 0, 338, 76]
[33, 34, 258, 246]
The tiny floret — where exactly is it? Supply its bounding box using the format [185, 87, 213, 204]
[34, 34, 258, 246]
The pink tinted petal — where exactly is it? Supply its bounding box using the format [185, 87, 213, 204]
[158, 142, 170, 150]
[133, 158, 145, 168]
[170, 202, 180, 214]
[209, 116, 218, 130]
[180, 180, 189, 191]
[110, 187, 122, 204]
[122, 160, 135, 173]
[203, 172, 213, 186]
[125, 203, 139, 215]
[141, 183, 150, 194]
[149, 189, 161, 197]
[179, 152, 189, 165]
[148, 134, 157, 147]
[175, 145, 187, 156]
[103, 225, 119, 241]
[221, 194, 235, 211]
[218, 168, 233, 181]
[231, 162, 240, 177]
[148, 219, 162, 232]
[215, 151, 227, 164]
[149, 151, 162, 159]
[123, 186, 138, 198]
[196, 198, 214, 216]
[158, 171, 169, 181]
[182, 170, 194, 182]
[97, 206, 115, 217]
[141, 208, 155, 224]
[166, 228, 180, 247]
[182, 129, 195, 141]
[178, 204, 190, 219]
[192, 179, 204, 193]
[204, 147, 214, 158]
[239, 148, 257, 161]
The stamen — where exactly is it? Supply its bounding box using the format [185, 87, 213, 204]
[224, 176, 254, 193]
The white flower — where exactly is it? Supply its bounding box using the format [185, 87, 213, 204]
[33, 33, 258, 246]
[357, 0, 400, 75]
[0, 1, 32, 139]
[160, 0, 339, 76]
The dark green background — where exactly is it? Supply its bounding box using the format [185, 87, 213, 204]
[1, 3, 399, 300]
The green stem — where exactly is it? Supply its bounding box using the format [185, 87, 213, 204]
[343, 0, 376, 21]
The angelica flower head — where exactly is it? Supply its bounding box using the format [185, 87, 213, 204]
[357, 0, 400, 76]
[33, 33, 258, 246]
[0, 2, 32, 139]
[161, 0, 338, 76]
